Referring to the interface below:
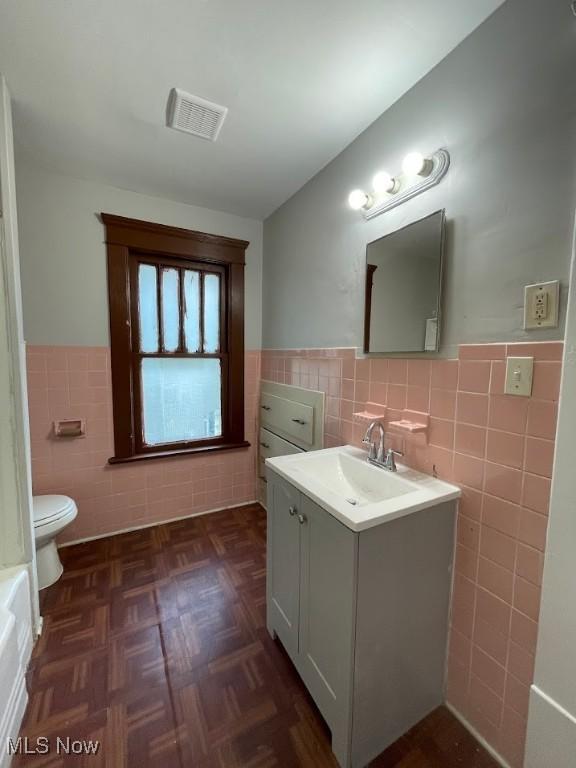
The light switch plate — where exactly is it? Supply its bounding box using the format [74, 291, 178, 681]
[524, 280, 560, 329]
[505, 356, 534, 397]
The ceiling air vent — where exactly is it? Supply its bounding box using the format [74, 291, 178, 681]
[166, 88, 228, 141]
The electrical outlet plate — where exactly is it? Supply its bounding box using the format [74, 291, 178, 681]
[505, 356, 534, 397]
[524, 280, 559, 329]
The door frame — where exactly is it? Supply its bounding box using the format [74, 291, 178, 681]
[0, 74, 40, 630]
[525, 214, 576, 766]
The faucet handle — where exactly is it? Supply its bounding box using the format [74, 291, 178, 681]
[384, 447, 403, 472]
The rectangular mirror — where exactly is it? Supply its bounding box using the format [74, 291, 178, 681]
[364, 209, 445, 354]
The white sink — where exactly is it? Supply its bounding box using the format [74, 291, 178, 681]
[294, 449, 415, 507]
[265, 445, 460, 531]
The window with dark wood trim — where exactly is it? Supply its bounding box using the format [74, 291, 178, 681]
[101, 214, 249, 463]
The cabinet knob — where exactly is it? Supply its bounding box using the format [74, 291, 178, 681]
[291, 418, 306, 425]
[261, 405, 271, 411]
[288, 506, 296, 516]
[260, 441, 270, 449]
[297, 513, 307, 525]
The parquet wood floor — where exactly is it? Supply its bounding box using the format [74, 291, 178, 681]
[15, 503, 498, 767]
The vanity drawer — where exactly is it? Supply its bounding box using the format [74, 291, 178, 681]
[260, 392, 314, 447]
[259, 427, 303, 479]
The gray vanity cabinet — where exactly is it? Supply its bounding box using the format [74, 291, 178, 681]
[298, 493, 357, 761]
[267, 474, 301, 659]
[266, 468, 456, 768]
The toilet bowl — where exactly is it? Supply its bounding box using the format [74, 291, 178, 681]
[33, 495, 78, 590]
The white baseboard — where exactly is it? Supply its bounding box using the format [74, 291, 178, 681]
[525, 685, 576, 768]
[59, 499, 261, 548]
[445, 702, 511, 768]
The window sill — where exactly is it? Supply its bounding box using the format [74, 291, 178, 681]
[108, 440, 251, 465]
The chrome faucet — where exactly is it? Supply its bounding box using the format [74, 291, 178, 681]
[362, 420, 404, 472]
[362, 420, 385, 464]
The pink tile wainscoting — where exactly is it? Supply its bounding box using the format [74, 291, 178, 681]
[26, 340, 562, 766]
[261, 341, 562, 768]
[26, 346, 261, 544]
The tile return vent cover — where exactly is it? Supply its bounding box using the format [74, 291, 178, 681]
[166, 88, 228, 141]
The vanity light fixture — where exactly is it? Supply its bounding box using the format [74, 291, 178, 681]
[402, 151, 434, 177]
[372, 171, 399, 195]
[347, 148, 450, 220]
[348, 189, 372, 210]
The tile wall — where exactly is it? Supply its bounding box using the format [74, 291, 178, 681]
[26, 346, 261, 544]
[261, 341, 562, 768]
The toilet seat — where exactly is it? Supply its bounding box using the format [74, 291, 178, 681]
[33, 495, 76, 527]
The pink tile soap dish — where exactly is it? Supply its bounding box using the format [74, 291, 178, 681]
[353, 402, 386, 421]
[387, 410, 429, 443]
[387, 419, 428, 434]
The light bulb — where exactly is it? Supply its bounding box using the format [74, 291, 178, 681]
[402, 152, 433, 177]
[348, 189, 370, 210]
[372, 171, 399, 194]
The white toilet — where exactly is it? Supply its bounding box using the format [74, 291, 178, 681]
[33, 495, 78, 590]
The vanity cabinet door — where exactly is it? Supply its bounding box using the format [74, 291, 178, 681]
[266, 473, 302, 658]
[298, 494, 357, 760]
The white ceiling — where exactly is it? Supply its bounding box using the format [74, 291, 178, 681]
[0, 0, 505, 219]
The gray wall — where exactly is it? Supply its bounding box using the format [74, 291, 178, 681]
[16, 160, 263, 349]
[262, 0, 576, 354]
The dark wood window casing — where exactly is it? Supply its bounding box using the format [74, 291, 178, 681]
[102, 214, 249, 463]
[363, 263, 378, 354]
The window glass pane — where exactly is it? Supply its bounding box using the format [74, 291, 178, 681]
[203, 273, 220, 353]
[162, 268, 180, 352]
[183, 270, 200, 352]
[141, 358, 222, 445]
[138, 264, 158, 353]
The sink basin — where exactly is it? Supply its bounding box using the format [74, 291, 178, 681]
[265, 445, 460, 531]
[294, 450, 414, 507]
